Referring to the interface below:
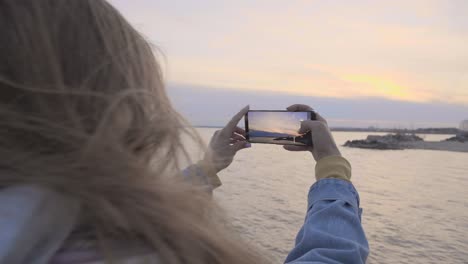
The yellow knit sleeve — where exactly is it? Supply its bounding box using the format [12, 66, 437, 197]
[315, 156, 352, 181]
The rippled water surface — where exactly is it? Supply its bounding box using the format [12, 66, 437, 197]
[198, 128, 468, 264]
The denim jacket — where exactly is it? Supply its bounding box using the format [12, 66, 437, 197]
[285, 178, 369, 263]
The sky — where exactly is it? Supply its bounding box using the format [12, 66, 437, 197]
[109, 0, 468, 128]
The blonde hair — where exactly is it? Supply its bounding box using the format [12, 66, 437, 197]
[0, 0, 267, 263]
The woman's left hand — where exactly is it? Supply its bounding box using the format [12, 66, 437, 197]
[202, 106, 251, 173]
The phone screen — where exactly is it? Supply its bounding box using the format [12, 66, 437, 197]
[245, 111, 316, 146]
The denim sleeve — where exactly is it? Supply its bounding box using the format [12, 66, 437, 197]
[285, 179, 369, 264]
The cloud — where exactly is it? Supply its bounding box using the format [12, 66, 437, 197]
[109, 0, 468, 105]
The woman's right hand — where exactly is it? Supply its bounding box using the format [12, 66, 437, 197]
[283, 104, 341, 161]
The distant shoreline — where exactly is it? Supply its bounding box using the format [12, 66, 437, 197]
[331, 127, 459, 135]
[194, 126, 459, 135]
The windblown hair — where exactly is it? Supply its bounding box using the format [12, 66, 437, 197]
[0, 0, 267, 263]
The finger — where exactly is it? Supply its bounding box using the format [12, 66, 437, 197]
[231, 133, 246, 141]
[230, 138, 243, 143]
[298, 120, 327, 134]
[283, 145, 310, 151]
[232, 141, 251, 152]
[234, 126, 246, 136]
[286, 104, 314, 112]
[223, 105, 249, 135]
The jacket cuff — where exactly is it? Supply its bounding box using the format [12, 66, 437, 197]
[197, 161, 222, 188]
[308, 178, 360, 211]
[315, 155, 352, 181]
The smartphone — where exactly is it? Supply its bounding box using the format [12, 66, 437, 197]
[244, 110, 317, 146]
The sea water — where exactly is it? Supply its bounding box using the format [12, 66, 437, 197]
[197, 128, 468, 264]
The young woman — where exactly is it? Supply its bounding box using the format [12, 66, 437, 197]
[0, 0, 368, 263]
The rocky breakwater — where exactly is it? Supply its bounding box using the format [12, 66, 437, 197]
[345, 133, 468, 153]
[344, 134, 423, 150]
[445, 133, 468, 143]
